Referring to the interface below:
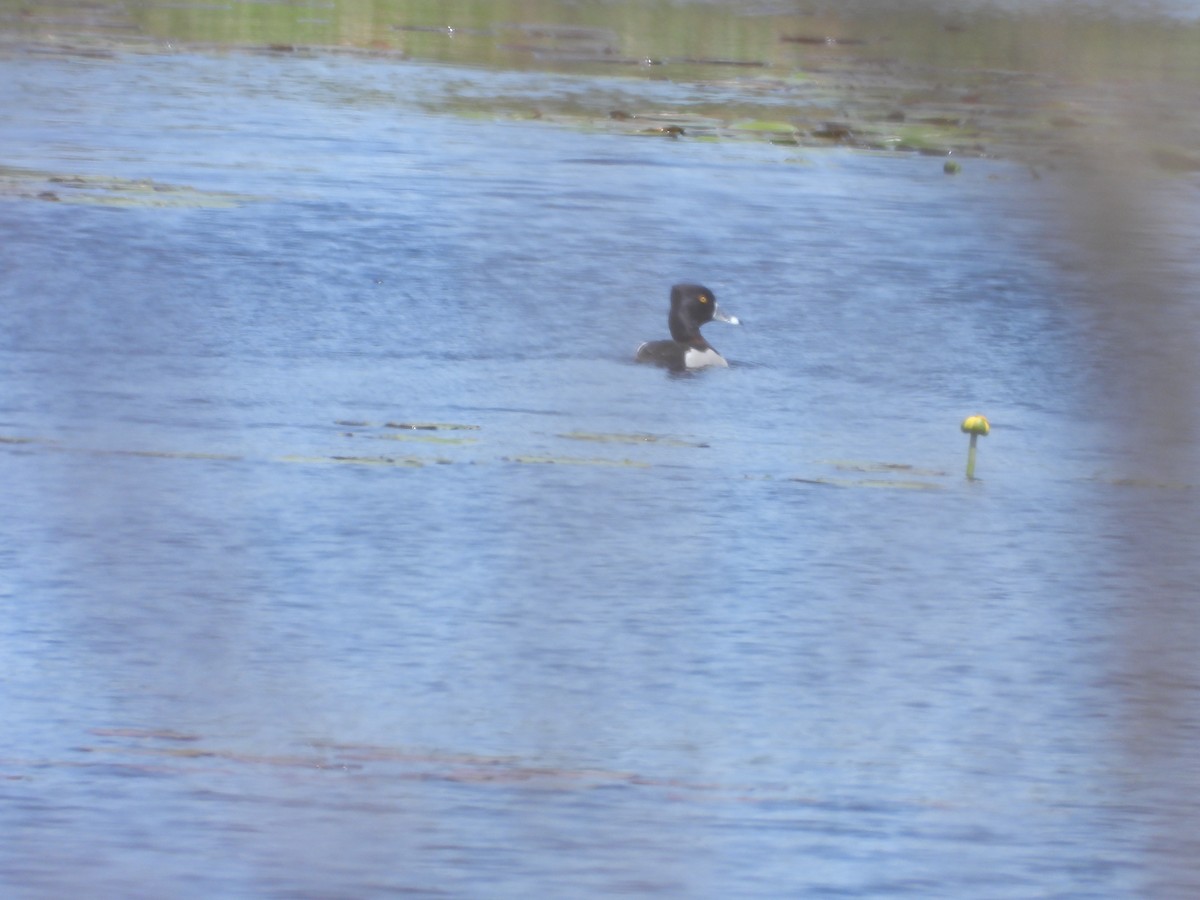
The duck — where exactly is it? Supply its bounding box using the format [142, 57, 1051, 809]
[635, 283, 740, 371]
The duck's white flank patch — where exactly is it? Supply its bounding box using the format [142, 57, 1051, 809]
[684, 347, 728, 369]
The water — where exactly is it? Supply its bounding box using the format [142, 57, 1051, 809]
[2, 32, 1199, 900]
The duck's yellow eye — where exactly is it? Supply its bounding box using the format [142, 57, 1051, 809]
[698, 295, 709, 303]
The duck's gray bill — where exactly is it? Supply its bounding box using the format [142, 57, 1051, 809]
[712, 303, 741, 326]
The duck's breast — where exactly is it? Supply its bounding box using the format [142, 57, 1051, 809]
[684, 346, 728, 369]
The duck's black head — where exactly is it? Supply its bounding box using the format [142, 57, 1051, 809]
[667, 283, 739, 344]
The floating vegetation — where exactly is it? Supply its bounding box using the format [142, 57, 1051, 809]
[4, 1, 1198, 174]
[279, 454, 440, 467]
[335, 421, 481, 444]
[790, 459, 948, 490]
[820, 460, 948, 478]
[884, 122, 982, 155]
[1104, 477, 1197, 490]
[331, 454, 449, 466]
[373, 433, 478, 446]
[641, 124, 686, 138]
[598, 111, 724, 140]
[504, 455, 651, 468]
[92, 727, 201, 742]
[392, 23, 491, 37]
[108, 449, 242, 461]
[857, 478, 942, 491]
[0, 165, 260, 208]
[791, 476, 943, 491]
[780, 34, 868, 46]
[559, 431, 707, 448]
[674, 57, 766, 68]
[811, 122, 855, 142]
[383, 422, 480, 431]
[6, 424, 1193, 491]
[0, 438, 240, 461]
[734, 119, 798, 135]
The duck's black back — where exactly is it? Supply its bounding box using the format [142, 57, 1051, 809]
[635, 339, 688, 370]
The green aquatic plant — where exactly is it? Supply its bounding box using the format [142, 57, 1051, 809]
[8, 0, 1200, 174]
[279, 454, 444, 467]
[384, 422, 480, 431]
[0, 166, 258, 208]
[821, 459, 947, 477]
[790, 459, 947, 490]
[790, 476, 942, 491]
[558, 431, 707, 448]
[503, 455, 650, 468]
[111, 449, 243, 461]
[337, 421, 481, 445]
[374, 433, 478, 446]
[733, 120, 798, 134]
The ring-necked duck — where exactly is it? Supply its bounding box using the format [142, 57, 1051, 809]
[635, 283, 740, 371]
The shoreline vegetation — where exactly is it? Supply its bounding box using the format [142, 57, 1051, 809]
[2, 0, 1199, 169]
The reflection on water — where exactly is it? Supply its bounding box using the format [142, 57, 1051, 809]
[1, 2, 1199, 897]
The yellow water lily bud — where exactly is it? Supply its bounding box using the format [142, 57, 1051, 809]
[961, 415, 990, 436]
